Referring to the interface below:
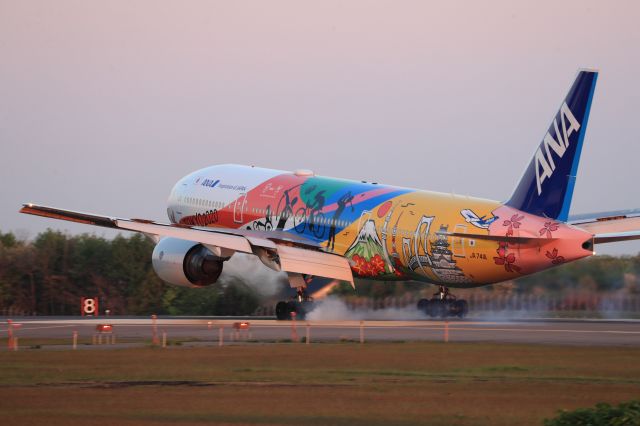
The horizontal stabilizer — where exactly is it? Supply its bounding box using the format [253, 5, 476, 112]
[593, 232, 640, 244]
[569, 209, 640, 229]
[569, 208, 640, 243]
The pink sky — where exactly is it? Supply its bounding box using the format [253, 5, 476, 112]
[1, 0, 639, 254]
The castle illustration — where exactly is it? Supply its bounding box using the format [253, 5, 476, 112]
[428, 225, 470, 283]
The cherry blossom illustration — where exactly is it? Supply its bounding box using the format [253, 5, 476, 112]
[539, 221, 559, 239]
[493, 242, 521, 273]
[545, 248, 565, 265]
[503, 214, 524, 237]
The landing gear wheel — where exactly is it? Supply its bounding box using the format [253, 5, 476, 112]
[440, 301, 452, 318]
[453, 300, 469, 318]
[428, 300, 446, 318]
[417, 298, 430, 314]
[425, 286, 470, 319]
[285, 301, 299, 319]
[276, 301, 290, 320]
[277, 283, 316, 320]
[276, 300, 316, 321]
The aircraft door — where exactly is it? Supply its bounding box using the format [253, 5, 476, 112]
[452, 224, 467, 258]
[234, 193, 247, 224]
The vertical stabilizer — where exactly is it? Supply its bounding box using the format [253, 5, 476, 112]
[506, 70, 598, 221]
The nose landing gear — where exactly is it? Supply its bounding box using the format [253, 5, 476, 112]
[417, 286, 468, 319]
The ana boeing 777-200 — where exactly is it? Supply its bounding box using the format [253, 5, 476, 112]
[21, 70, 640, 319]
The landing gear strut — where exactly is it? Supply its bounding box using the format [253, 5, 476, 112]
[417, 286, 468, 319]
[275, 273, 316, 320]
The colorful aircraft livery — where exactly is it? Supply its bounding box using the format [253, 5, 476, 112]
[169, 164, 588, 287]
[20, 70, 640, 318]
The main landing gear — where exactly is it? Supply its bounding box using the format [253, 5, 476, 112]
[417, 286, 468, 319]
[275, 287, 315, 320]
[275, 273, 315, 320]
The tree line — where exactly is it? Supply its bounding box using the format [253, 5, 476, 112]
[0, 229, 258, 316]
[0, 229, 638, 315]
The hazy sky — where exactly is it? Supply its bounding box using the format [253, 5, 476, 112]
[1, 0, 639, 255]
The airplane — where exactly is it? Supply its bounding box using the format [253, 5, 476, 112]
[20, 70, 640, 319]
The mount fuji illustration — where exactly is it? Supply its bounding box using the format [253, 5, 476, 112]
[345, 219, 391, 277]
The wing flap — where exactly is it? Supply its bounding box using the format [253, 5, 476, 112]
[276, 244, 354, 286]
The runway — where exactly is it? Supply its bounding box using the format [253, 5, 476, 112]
[2, 317, 640, 347]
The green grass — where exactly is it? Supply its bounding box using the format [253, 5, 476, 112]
[0, 342, 639, 425]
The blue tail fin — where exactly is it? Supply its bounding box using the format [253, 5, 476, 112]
[506, 70, 598, 221]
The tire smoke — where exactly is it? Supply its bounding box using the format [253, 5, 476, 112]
[218, 253, 288, 298]
[305, 296, 426, 321]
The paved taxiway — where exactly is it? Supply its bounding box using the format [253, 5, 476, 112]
[2, 317, 640, 347]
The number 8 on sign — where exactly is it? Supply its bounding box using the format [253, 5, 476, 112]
[81, 297, 99, 316]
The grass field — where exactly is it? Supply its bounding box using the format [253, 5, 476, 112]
[0, 342, 639, 425]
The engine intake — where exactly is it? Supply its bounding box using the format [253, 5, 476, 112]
[152, 237, 226, 287]
[183, 244, 224, 286]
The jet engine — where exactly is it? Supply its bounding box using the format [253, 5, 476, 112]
[152, 237, 228, 287]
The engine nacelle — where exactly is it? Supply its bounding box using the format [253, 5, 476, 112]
[152, 237, 226, 287]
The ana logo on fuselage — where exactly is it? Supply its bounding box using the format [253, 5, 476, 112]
[535, 102, 581, 195]
[201, 179, 220, 188]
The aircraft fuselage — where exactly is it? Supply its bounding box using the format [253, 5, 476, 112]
[168, 164, 594, 288]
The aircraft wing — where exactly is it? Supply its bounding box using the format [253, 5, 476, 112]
[568, 208, 640, 244]
[19, 204, 354, 285]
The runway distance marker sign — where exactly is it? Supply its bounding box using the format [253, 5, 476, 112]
[81, 297, 99, 316]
